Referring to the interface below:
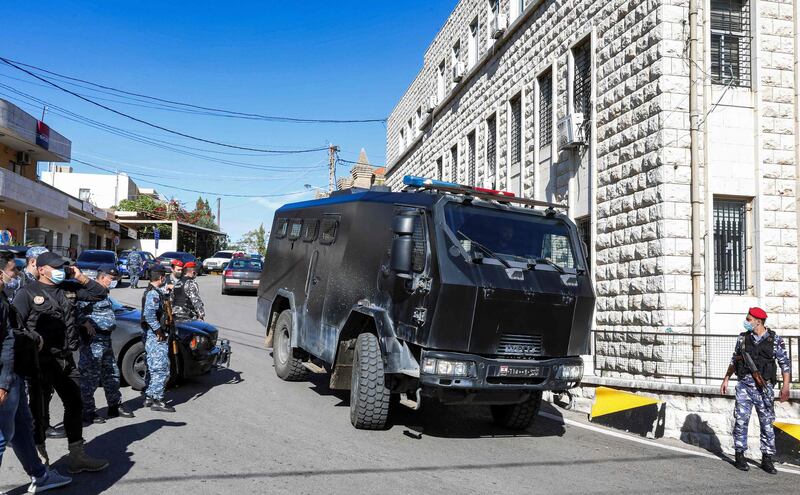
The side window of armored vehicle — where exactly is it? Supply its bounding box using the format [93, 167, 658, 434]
[541, 232, 576, 269]
[302, 219, 319, 242]
[288, 219, 303, 241]
[275, 218, 289, 239]
[319, 218, 338, 245]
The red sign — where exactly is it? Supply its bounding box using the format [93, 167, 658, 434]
[36, 121, 50, 150]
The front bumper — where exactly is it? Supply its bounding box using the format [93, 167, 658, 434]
[179, 339, 232, 376]
[418, 351, 582, 404]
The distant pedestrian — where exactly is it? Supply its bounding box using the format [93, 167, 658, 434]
[141, 266, 175, 412]
[78, 265, 134, 424]
[721, 307, 791, 474]
[127, 251, 143, 289]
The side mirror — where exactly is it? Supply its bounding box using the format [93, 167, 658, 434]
[390, 214, 416, 278]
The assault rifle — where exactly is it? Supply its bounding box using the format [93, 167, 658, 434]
[741, 351, 773, 401]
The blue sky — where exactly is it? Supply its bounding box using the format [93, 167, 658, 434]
[2, 0, 455, 239]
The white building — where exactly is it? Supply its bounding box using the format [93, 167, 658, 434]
[41, 168, 144, 209]
[385, 0, 800, 382]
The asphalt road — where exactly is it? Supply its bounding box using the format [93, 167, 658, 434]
[2, 275, 798, 494]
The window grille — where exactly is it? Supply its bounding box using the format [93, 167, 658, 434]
[710, 0, 751, 87]
[486, 115, 497, 182]
[275, 219, 288, 239]
[573, 39, 592, 140]
[467, 131, 476, 185]
[288, 219, 303, 241]
[538, 71, 552, 147]
[714, 199, 748, 294]
[302, 219, 319, 242]
[320, 218, 338, 245]
[412, 216, 426, 273]
[510, 96, 522, 169]
[576, 216, 591, 269]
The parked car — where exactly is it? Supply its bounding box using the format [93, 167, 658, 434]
[155, 251, 203, 274]
[202, 250, 236, 273]
[221, 258, 262, 294]
[118, 250, 157, 279]
[76, 250, 120, 280]
[99, 298, 231, 390]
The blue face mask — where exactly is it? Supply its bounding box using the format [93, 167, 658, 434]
[743, 321, 754, 332]
[49, 269, 66, 284]
[4, 276, 19, 292]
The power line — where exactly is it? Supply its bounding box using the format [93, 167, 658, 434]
[1, 56, 388, 124]
[0, 56, 331, 153]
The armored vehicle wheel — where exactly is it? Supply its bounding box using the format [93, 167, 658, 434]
[490, 391, 543, 430]
[273, 310, 308, 381]
[349, 333, 390, 430]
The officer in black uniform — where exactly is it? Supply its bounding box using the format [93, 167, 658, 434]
[12, 253, 108, 473]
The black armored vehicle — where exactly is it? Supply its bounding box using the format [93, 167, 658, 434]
[257, 176, 595, 430]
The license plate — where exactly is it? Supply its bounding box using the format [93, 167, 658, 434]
[240, 281, 253, 286]
[495, 365, 541, 377]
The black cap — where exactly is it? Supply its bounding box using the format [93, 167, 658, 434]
[37, 252, 67, 269]
[150, 265, 169, 275]
[97, 264, 119, 276]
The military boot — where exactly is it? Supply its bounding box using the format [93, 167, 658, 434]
[82, 411, 106, 426]
[150, 400, 175, 413]
[107, 404, 135, 418]
[67, 441, 109, 473]
[734, 451, 749, 471]
[761, 454, 777, 474]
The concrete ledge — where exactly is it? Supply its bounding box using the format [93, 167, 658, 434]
[582, 374, 800, 401]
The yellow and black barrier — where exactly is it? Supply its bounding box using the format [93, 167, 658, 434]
[590, 387, 665, 438]
[773, 422, 800, 463]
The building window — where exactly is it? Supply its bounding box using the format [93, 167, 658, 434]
[437, 61, 446, 101]
[510, 0, 526, 19]
[572, 38, 592, 141]
[79, 188, 91, 201]
[436, 157, 443, 180]
[416, 107, 423, 135]
[510, 96, 522, 171]
[399, 128, 405, 151]
[467, 131, 476, 185]
[486, 114, 497, 185]
[450, 144, 458, 182]
[538, 70, 553, 147]
[576, 216, 591, 270]
[407, 118, 413, 142]
[710, 0, 751, 87]
[468, 18, 479, 68]
[713, 198, 748, 294]
[487, 0, 500, 43]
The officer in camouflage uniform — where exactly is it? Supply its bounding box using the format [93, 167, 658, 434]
[78, 265, 134, 424]
[172, 261, 204, 321]
[127, 251, 143, 289]
[721, 307, 791, 474]
[141, 265, 174, 412]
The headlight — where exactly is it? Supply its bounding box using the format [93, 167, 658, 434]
[557, 364, 583, 380]
[421, 357, 472, 377]
[190, 335, 208, 350]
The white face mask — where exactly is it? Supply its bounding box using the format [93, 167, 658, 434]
[108, 280, 118, 289]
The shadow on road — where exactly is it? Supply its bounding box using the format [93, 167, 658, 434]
[680, 413, 732, 463]
[165, 367, 245, 408]
[303, 372, 565, 439]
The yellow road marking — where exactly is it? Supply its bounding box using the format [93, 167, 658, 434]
[591, 386, 660, 418]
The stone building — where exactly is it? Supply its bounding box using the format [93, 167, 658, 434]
[384, 0, 800, 384]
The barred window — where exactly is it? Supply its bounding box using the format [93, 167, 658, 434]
[288, 219, 303, 241]
[510, 96, 522, 169]
[467, 131, 476, 185]
[573, 39, 592, 132]
[714, 199, 748, 294]
[576, 215, 590, 270]
[538, 70, 553, 147]
[412, 216, 426, 273]
[302, 219, 319, 242]
[711, 0, 751, 87]
[320, 218, 339, 245]
[275, 218, 288, 239]
[486, 114, 497, 183]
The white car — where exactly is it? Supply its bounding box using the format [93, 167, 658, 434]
[202, 250, 240, 273]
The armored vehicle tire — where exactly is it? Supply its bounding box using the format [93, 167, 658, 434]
[349, 333, 390, 430]
[490, 391, 543, 430]
[273, 310, 308, 381]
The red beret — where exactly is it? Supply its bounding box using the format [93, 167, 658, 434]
[170, 259, 184, 267]
[183, 261, 197, 269]
[748, 307, 767, 320]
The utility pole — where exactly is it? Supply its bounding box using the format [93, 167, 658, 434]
[217, 197, 221, 230]
[328, 144, 339, 192]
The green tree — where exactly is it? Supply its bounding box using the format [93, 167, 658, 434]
[118, 195, 162, 213]
[235, 223, 267, 255]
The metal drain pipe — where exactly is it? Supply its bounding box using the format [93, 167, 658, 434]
[689, 0, 703, 381]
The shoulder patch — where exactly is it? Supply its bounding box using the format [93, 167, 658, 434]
[33, 295, 44, 305]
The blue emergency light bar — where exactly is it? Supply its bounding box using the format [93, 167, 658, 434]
[403, 176, 459, 189]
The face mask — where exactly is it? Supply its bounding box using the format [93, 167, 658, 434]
[49, 269, 66, 284]
[108, 280, 118, 289]
[1, 271, 19, 291]
[743, 321, 754, 332]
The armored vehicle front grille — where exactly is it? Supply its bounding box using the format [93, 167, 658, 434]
[496, 333, 544, 357]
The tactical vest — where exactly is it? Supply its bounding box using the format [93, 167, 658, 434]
[140, 285, 165, 331]
[172, 278, 189, 309]
[735, 330, 778, 384]
[78, 297, 116, 333]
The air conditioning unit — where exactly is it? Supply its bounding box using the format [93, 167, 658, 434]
[557, 113, 586, 150]
[16, 151, 31, 165]
[426, 94, 438, 113]
[452, 61, 465, 83]
[491, 13, 508, 39]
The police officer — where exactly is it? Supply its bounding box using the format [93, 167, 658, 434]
[721, 307, 791, 474]
[127, 251, 143, 289]
[172, 261, 204, 321]
[12, 252, 108, 473]
[78, 264, 134, 424]
[11, 246, 49, 300]
[141, 265, 175, 412]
